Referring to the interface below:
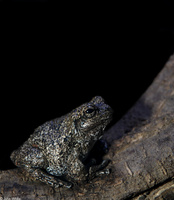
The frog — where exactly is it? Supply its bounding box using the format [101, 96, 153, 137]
[10, 96, 113, 188]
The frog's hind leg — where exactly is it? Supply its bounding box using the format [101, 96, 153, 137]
[10, 142, 46, 169]
[10, 142, 72, 188]
[28, 168, 72, 188]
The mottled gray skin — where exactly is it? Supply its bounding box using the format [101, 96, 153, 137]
[11, 96, 113, 188]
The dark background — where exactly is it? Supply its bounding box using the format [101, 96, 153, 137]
[0, 4, 174, 169]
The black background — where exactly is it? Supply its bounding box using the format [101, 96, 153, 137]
[0, 3, 174, 170]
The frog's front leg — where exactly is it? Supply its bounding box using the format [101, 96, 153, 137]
[27, 167, 72, 188]
[88, 159, 111, 180]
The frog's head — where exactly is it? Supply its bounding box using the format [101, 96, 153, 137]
[71, 96, 113, 141]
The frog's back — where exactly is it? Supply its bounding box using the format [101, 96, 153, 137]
[28, 115, 68, 149]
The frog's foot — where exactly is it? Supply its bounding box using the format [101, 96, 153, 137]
[28, 168, 72, 188]
[88, 159, 111, 180]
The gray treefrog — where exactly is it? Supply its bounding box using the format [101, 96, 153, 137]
[10, 96, 113, 188]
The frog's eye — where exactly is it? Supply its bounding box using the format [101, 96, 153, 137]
[86, 108, 94, 113]
[84, 106, 96, 118]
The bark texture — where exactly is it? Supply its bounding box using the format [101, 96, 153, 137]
[1, 54, 174, 200]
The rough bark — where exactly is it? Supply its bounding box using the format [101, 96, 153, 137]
[1, 54, 174, 200]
